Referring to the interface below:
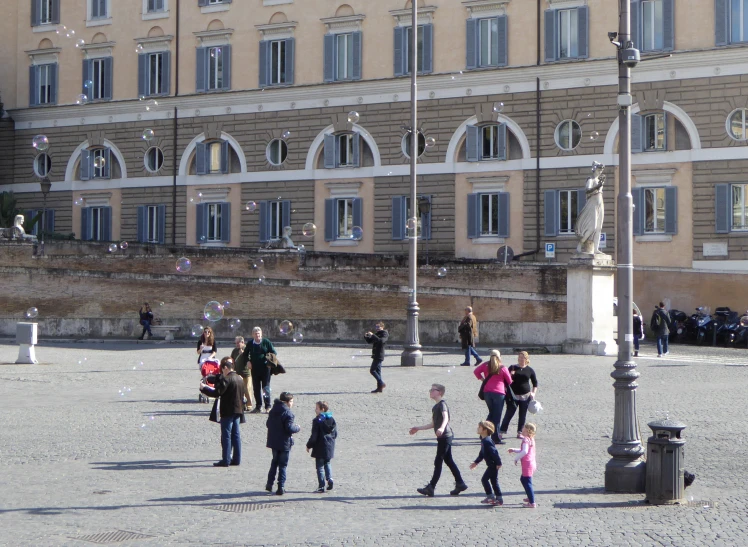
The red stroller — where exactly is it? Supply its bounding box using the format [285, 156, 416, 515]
[198, 359, 220, 403]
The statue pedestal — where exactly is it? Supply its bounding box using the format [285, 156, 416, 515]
[563, 254, 618, 356]
[16, 322, 39, 364]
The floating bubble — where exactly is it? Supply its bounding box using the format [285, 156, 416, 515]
[84, 79, 93, 89]
[210, 47, 222, 57]
[245, 201, 257, 212]
[203, 301, 224, 322]
[493, 102, 505, 113]
[277, 196, 282, 200]
[425, 136, 436, 148]
[258, 275, 266, 283]
[158, 302, 165, 306]
[281, 130, 291, 139]
[406, 217, 418, 238]
[589, 131, 600, 142]
[74, 198, 84, 207]
[351, 226, 363, 240]
[292, 332, 304, 343]
[279, 320, 293, 335]
[223, 301, 230, 308]
[297, 244, 306, 252]
[347, 111, 360, 124]
[302, 222, 316, 237]
[108, 243, 118, 253]
[189, 198, 195, 203]
[176, 257, 192, 273]
[251, 262, 258, 269]
[76, 94, 89, 105]
[436, 267, 448, 278]
[93, 155, 106, 169]
[586, 112, 594, 118]
[198, 192, 203, 197]
[25, 307, 39, 319]
[258, 259, 264, 266]
[142, 129, 155, 142]
[190, 325, 203, 337]
[145, 99, 158, 111]
[75, 38, 85, 48]
[55, 25, 67, 35]
[119, 241, 128, 250]
[229, 318, 241, 329]
[199, 235, 206, 242]
[135, 44, 144, 54]
[32, 135, 49, 151]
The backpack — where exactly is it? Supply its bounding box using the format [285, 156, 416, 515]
[651, 310, 663, 331]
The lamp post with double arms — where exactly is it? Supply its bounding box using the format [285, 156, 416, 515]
[39, 177, 51, 255]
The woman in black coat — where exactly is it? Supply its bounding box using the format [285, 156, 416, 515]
[306, 401, 338, 493]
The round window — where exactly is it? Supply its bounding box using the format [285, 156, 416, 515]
[267, 139, 288, 166]
[727, 108, 747, 141]
[144, 147, 164, 173]
[555, 120, 582, 151]
[402, 131, 426, 158]
[34, 153, 51, 177]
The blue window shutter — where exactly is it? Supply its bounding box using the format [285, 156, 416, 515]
[44, 209, 55, 233]
[220, 202, 231, 243]
[664, 186, 678, 235]
[392, 196, 404, 240]
[220, 140, 230, 174]
[422, 195, 432, 240]
[715, 184, 730, 233]
[137, 206, 146, 243]
[466, 19, 478, 69]
[161, 52, 171, 95]
[259, 40, 269, 87]
[497, 123, 507, 161]
[82, 60, 91, 96]
[31, 0, 39, 26]
[196, 47, 207, 92]
[195, 203, 206, 242]
[544, 9, 556, 62]
[630, 1, 641, 50]
[195, 142, 207, 175]
[25, 209, 35, 235]
[102, 148, 111, 178]
[103, 57, 113, 100]
[662, 112, 669, 151]
[631, 113, 643, 153]
[323, 34, 335, 82]
[281, 200, 291, 230]
[632, 187, 643, 235]
[80, 150, 91, 180]
[715, 0, 729, 46]
[497, 15, 508, 67]
[49, 64, 57, 104]
[393, 26, 405, 77]
[222, 45, 231, 90]
[284, 38, 295, 84]
[466, 125, 480, 162]
[351, 31, 362, 80]
[662, 0, 675, 50]
[198, 0, 208, 7]
[138, 54, 148, 97]
[323, 134, 336, 169]
[577, 189, 587, 217]
[324, 198, 336, 241]
[467, 193, 480, 239]
[352, 197, 363, 229]
[577, 7, 589, 58]
[156, 204, 166, 243]
[51, 0, 60, 23]
[101, 207, 112, 241]
[259, 201, 269, 243]
[422, 24, 434, 73]
[81, 207, 90, 240]
[497, 192, 510, 238]
[352, 132, 361, 168]
[544, 190, 558, 236]
[29, 66, 37, 106]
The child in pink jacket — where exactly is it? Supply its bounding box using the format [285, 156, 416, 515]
[508, 423, 537, 508]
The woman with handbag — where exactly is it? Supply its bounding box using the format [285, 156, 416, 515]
[499, 351, 538, 441]
[474, 349, 513, 445]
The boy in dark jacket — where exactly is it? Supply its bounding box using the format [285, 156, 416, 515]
[469, 421, 503, 505]
[266, 392, 300, 495]
[306, 401, 338, 493]
[364, 321, 389, 393]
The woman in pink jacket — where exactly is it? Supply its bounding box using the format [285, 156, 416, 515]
[474, 349, 513, 445]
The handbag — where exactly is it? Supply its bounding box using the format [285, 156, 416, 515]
[478, 372, 493, 401]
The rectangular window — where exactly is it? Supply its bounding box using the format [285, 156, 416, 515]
[91, 0, 107, 19]
[91, 59, 106, 100]
[270, 40, 286, 85]
[209, 142, 222, 173]
[148, 53, 163, 95]
[644, 113, 666, 151]
[480, 193, 500, 236]
[642, 0, 665, 51]
[40, 0, 53, 24]
[404, 25, 424, 74]
[147, 0, 164, 12]
[558, 9, 579, 59]
[209, 0, 223, 4]
[732, 0, 748, 42]
[733, 184, 748, 230]
[269, 201, 282, 240]
[337, 134, 354, 167]
[481, 125, 501, 160]
[207, 203, 222, 241]
[337, 198, 354, 239]
[644, 187, 666, 233]
[37, 64, 53, 104]
[208, 47, 224, 90]
[146, 205, 159, 243]
[90, 207, 104, 241]
[558, 190, 579, 234]
[479, 17, 499, 66]
[336, 33, 353, 81]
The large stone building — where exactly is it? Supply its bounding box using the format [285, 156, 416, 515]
[1, 0, 747, 310]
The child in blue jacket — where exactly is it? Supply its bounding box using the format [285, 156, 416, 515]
[306, 401, 338, 493]
[469, 421, 503, 506]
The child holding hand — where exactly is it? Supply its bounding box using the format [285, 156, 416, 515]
[469, 421, 503, 506]
[507, 423, 537, 508]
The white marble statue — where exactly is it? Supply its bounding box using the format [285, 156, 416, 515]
[1, 214, 36, 241]
[575, 161, 606, 255]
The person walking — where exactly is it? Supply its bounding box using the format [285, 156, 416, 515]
[266, 392, 300, 495]
[474, 349, 513, 444]
[138, 303, 153, 340]
[243, 327, 277, 413]
[458, 306, 482, 366]
[364, 321, 389, 393]
[231, 336, 252, 411]
[507, 423, 538, 508]
[409, 384, 468, 497]
[200, 357, 245, 468]
[469, 421, 503, 506]
[650, 302, 671, 357]
[633, 309, 644, 357]
[499, 351, 538, 442]
[305, 401, 337, 493]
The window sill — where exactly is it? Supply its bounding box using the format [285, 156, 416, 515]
[635, 234, 672, 242]
[728, 230, 748, 235]
[32, 24, 58, 33]
[555, 233, 577, 239]
[142, 10, 170, 20]
[200, 241, 228, 247]
[200, 4, 230, 14]
[86, 17, 113, 27]
[330, 239, 360, 247]
[472, 236, 506, 245]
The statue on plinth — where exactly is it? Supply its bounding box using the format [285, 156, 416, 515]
[575, 161, 606, 255]
[1, 214, 37, 241]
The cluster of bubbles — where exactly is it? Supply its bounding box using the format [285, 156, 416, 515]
[25, 307, 39, 319]
[203, 301, 225, 322]
[436, 267, 448, 278]
[176, 257, 192, 273]
[107, 242, 129, 253]
[118, 386, 132, 397]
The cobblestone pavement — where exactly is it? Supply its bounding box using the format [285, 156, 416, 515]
[1, 339, 746, 546]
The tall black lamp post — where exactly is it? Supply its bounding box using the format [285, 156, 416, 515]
[39, 177, 51, 254]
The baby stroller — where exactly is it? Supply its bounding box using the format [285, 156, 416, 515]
[198, 359, 221, 403]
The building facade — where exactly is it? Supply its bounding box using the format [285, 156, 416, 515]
[1, 0, 748, 283]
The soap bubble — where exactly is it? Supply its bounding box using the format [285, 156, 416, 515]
[199, 235, 206, 242]
[251, 262, 258, 269]
[55, 25, 67, 35]
[176, 257, 192, 273]
[191, 325, 203, 337]
[158, 301, 164, 306]
[142, 129, 155, 142]
[119, 241, 128, 250]
[437, 267, 448, 278]
[203, 301, 224, 322]
[84, 80, 93, 90]
[297, 244, 305, 252]
[135, 44, 144, 54]
[425, 136, 436, 148]
[589, 131, 600, 142]
[302, 223, 316, 237]
[223, 301, 230, 308]
[74, 198, 84, 206]
[76, 94, 89, 105]
[406, 217, 419, 238]
[292, 332, 304, 343]
[245, 201, 257, 212]
[586, 112, 594, 118]
[347, 111, 360, 124]
[279, 320, 293, 335]
[93, 155, 106, 169]
[25, 307, 39, 319]
[145, 99, 158, 111]
[351, 226, 363, 240]
[257, 259, 264, 266]
[108, 243, 118, 253]
[493, 102, 505, 113]
[258, 275, 266, 283]
[75, 38, 85, 48]
[32, 135, 49, 151]
[281, 130, 291, 139]
[210, 47, 222, 58]
[229, 318, 241, 330]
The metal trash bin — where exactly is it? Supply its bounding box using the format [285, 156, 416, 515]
[645, 419, 686, 505]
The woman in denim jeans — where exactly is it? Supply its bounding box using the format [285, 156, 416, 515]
[474, 350, 513, 444]
[500, 352, 538, 441]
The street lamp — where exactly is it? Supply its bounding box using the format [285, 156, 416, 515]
[39, 176, 51, 255]
[605, 0, 646, 492]
[418, 195, 431, 266]
[401, 0, 423, 367]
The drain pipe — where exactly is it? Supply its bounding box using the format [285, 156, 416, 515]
[171, 0, 180, 246]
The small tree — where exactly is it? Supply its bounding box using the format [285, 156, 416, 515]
[0, 191, 21, 228]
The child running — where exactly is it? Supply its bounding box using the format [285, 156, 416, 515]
[507, 423, 537, 508]
[305, 401, 338, 493]
[469, 421, 503, 506]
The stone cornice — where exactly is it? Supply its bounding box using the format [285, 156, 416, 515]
[389, 6, 438, 26]
[319, 14, 366, 33]
[193, 28, 234, 47]
[255, 21, 298, 39]
[462, 1, 510, 17]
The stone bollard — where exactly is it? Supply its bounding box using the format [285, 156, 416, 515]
[16, 322, 39, 364]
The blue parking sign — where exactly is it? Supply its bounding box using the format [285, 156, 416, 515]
[545, 243, 555, 258]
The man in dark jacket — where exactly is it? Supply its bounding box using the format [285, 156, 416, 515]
[364, 322, 389, 393]
[458, 306, 482, 367]
[650, 302, 671, 358]
[266, 392, 300, 495]
[202, 357, 245, 467]
[243, 327, 277, 413]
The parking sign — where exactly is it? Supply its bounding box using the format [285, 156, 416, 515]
[545, 243, 555, 258]
[599, 233, 607, 249]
